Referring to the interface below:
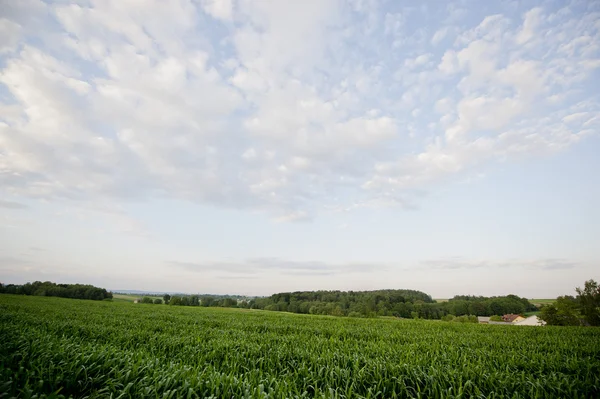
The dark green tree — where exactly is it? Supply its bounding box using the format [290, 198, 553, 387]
[0, 281, 111, 300]
[169, 296, 182, 306]
[540, 296, 582, 326]
[201, 296, 214, 307]
[576, 279, 600, 326]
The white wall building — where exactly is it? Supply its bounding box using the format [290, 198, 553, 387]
[514, 315, 546, 326]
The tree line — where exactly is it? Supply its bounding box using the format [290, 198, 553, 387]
[153, 288, 537, 320]
[140, 294, 246, 308]
[0, 281, 112, 301]
[250, 290, 536, 319]
[155, 289, 435, 317]
[539, 279, 599, 326]
[254, 289, 433, 317]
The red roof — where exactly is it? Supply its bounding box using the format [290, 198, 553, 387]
[503, 314, 522, 322]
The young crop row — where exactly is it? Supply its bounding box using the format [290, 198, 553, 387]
[1, 294, 599, 398]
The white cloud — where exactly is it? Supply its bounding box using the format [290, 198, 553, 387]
[0, 18, 22, 53]
[0, 199, 28, 209]
[199, 0, 233, 21]
[384, 12, 404, 36]
[275, 211, 311, 223]
[404, 53, 433, 69]
[516, 7, 543, 45]
[166, 256, 580, 279]
[434, 98, 453, 114]
[168, 257, 385, 277]
[0, 1, 598, 221]
[419, 257, 579, 271]
[562, 112, 589, 124]
[438, 50, 459, 75]
[431, 26, 452, 45]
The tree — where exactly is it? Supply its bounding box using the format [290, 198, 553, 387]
[220, 297, 238, 308]
[468, 301, 487, 316]
[201, 296, 214, 307]
[540, 296, 582, 326]
[540, 279, 600, 327]
[449, 300, 469, 316]
[153, 298, 163, 304]
[576, 279, 600, 326]
[163, 294, 171, 304]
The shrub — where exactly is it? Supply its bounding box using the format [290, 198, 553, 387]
[453, 315, 478, 323]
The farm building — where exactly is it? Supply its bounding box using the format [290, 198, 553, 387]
[502, 314, 526, 323]
[514, 315, 546, 326]
[480, 315, 546, 326]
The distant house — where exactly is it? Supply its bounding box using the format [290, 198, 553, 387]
[488, 321, 512, 325]
[503, 314, 526, 323]
[477, 316, 490, 324]
[514, 315, 546, 326]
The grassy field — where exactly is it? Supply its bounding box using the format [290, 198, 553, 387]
[111, 293, 140, 302]
[524, 310, 541, 317]
[1, 295, 598, 398]
[531, 298, 555, 306]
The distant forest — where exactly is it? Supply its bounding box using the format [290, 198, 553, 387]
[0, 281, 112, 301]
[251, 290, 537, 318]
[159, 289, 537, 319]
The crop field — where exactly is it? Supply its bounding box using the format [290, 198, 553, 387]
[110, 294, 140, 303]
[1, 295, 599, 398]
[530, 299, 555, 306]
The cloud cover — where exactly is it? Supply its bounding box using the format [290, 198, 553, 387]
[1, 0, 598, 221]
[0, 1, 599, 299]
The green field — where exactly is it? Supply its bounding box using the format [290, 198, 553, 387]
[110, 293, 140, 302]
[1, 295, 599, 398]
[531, 298, 556, 306]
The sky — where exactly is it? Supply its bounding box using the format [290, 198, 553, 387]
[0, 0, 599, 298]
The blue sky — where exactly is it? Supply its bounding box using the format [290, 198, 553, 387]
[0, 0, 599, 298]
